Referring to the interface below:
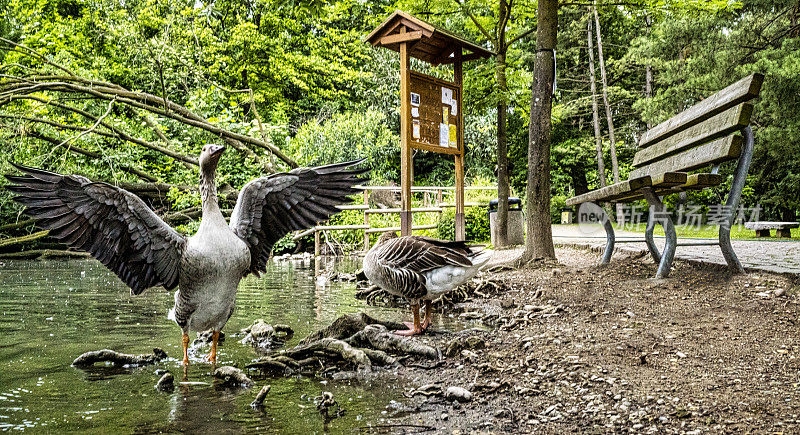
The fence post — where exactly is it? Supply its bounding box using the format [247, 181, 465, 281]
[363, 189, 370, 251]
[314, 230, 320, 257]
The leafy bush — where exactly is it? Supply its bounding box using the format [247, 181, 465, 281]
[550, 194, 568, 223]
[287, 110, 399, 183]
[437, 206, 491, 242]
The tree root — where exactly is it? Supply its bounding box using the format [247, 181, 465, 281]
[248, 313, 439, 377]
[72, 348, 167, 367]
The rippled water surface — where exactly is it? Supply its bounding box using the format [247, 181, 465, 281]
[0, 257, 449, 433]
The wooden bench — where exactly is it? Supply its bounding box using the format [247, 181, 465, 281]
[744, 221, 798, 238]
[566, 73, 764, 278]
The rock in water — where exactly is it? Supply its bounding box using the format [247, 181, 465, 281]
[213, 366, 253, 387]
[445, 386, 473, 403]
[155, 373, 174, 392]
[240, 319, 294, 353]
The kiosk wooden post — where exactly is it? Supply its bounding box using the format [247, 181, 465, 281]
[366, 10, 493, 240]
[399, 28, 413, 236]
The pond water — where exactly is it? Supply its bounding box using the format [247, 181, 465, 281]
[0, 257, 466, 433]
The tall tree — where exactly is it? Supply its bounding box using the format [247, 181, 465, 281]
[593, 4, 622, 219]
[587, 10, 606, 188]
[454, 0, 534, 247]
[520, 0, 557, 262]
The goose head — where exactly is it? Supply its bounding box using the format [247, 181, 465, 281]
[375, 231, 398, 246]
[199, 144, 226, 174]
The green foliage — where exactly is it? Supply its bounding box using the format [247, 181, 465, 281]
[437, 206, 491, 242]
[287, 110, 400, 182]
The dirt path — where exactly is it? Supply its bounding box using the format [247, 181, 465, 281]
[378, 247, 800, 433]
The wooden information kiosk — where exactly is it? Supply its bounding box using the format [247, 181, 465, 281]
[366, 10, 493, 240]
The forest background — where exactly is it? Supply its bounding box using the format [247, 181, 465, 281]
[1, 0, 798, 252]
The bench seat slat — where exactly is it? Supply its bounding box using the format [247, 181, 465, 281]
[611, 173, 724, 202]
[629, 135, 742, 179]
[638, 74, 763, 148]
[565, 176, 651, 206]
[633, 103, 753, 167]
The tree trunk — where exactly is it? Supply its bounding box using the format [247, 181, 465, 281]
[645, 12, 653, 129]
[495, 0, 510, 247]
[587, 11, 606, 188]
[496, 59, 510, 247]
[520, 0, 557, 262]
[570, 165, 589, 196]
[593, 5, 623, 221]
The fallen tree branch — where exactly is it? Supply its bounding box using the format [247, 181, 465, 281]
[0, 219, 35, 232]
[8, 126, 159, 182]
[1, 76, 295, 169]
[2, 96, 199, 166]
[0, 230, 49, 248]
[0, 249, 91, 259]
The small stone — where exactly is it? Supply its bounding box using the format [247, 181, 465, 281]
[552, 268, 563, 276]
[445, 386, 472, 402]
[676, 352, 687, 358]
[500, 299, 515, 309]
[441, 413, 448, 420]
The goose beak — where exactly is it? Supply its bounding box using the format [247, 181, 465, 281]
[210, 144, 226, 158]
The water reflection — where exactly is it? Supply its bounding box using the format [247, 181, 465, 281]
[0, 257, 460, 432]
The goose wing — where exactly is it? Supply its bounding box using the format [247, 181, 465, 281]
[229, 159, 368, 276]
[5, 163, 186, 294]
[375, 236, 474, 273]
[370, 236, 475, 299]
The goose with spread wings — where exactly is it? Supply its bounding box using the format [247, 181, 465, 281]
[5, 145, 367, 366]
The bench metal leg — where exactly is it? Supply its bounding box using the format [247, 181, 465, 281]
[602, 211, 615, 264]
[642, 188, 676, 278]
[719, 126, 754, 274]
[644, 208, 661, 264]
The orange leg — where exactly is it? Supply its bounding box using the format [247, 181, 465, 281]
[206, 330, 219, 364]
[421, 300, 433, 330]
[396, 302, 424, 336]
[182, 333, 190, 367]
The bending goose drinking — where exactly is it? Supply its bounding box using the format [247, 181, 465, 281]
[363, 232, 493, 336]
[5, 145, 367, 366]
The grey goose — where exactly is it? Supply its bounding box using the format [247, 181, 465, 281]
[5, 144, 367, 365]
[363, 232, 492, 335]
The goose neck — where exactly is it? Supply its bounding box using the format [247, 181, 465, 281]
[199, 170, 224, 222]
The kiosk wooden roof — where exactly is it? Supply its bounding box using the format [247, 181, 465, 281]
[365, 10, 494, 65]
[367, 11, 491, 241]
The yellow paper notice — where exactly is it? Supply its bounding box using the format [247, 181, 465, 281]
[442, 107, 449, 123]
[449, 124, 457, 147]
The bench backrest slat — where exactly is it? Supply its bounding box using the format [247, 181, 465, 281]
[632, 102, 753, 168]
[638, 73, 763, 149]
[629, 135, 742, 179]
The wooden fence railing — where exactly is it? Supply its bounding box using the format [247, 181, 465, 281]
[293, 185, 496, 255]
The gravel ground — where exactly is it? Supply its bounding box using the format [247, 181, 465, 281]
[370, 246, 800, 433]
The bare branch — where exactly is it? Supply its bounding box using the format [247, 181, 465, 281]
[57, 97, 116, 148]
[452, 0, 496, 45]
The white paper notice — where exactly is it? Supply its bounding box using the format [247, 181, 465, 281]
[450, 101, 457, 116]
[411, 107, 419, 118]
[410, 92, 420, 106]
[412, 120, 421, 139]
[439, 123, 449, 147]
[441, 87, 453, 104]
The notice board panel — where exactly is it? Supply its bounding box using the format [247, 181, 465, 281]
[408, 71, 462, 155]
